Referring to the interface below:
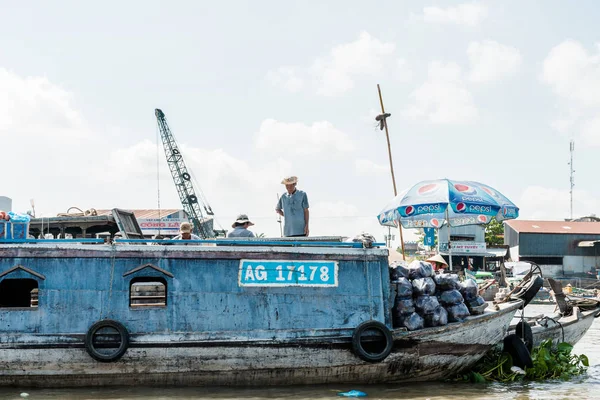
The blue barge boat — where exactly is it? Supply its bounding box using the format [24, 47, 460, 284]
[0, 238, 522, 387]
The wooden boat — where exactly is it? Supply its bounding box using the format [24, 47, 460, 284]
[0, 236, 523, 388]
[509, 278, 600, 348]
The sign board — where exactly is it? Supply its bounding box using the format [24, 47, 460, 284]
[423, 228, 435, 247]
[439, 241, 487, 254]
[238, 260, 338, 287]
[137, 218, 189, 235]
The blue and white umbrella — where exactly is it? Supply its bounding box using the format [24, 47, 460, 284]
[377, 179, 519, 229]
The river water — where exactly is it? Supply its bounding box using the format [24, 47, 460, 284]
[2, 305, 599, 400]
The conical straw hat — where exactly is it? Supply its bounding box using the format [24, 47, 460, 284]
[427, 254, 448, 266]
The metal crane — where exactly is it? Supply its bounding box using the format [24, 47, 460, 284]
[155, 108, 217, 238]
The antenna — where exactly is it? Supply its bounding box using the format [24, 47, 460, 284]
[569, 140, 575, 220]
[30, 199, 36, 218]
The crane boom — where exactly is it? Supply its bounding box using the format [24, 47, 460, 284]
[155, 108, 215, 238]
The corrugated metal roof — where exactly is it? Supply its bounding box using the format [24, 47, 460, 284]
[505, 220, 600, 234]
[95, 209, 182, 219]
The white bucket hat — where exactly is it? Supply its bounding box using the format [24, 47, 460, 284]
[232, 214, 254, 228]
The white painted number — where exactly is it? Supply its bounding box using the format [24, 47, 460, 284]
[275, 265, 285, 281]
[297, 265, 307, 281]
[286, 265, 295, 280]
[309, 266, 318, 280]
[320, 266, 329, 282]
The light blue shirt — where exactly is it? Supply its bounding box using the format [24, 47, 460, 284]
[228, 227, 255, 238]
[276, 189, 309, 236]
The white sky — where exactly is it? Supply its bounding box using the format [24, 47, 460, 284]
[1, 1, 599, 245]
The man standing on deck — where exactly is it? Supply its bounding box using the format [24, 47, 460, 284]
[276, 176, 309, 237]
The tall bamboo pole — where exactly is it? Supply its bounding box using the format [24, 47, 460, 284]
[377, 84, 405, 260]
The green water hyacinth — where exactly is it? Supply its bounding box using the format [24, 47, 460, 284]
[457, 339, 589, 383]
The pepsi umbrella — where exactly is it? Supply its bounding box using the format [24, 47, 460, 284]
[377, 179, 519, 270]
[377, 179, 519, 229]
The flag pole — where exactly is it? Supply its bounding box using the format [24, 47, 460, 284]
[376, 84, 405, 260]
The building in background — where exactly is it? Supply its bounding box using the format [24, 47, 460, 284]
[438, 225, 507, 271]
[0, 196, 12, 212]
[504, 220, 600, 277]
[96, 209, 189, 238]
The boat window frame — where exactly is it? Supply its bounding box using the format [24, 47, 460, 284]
[129, 276, 168, 309]
[0, 277, 40, 310]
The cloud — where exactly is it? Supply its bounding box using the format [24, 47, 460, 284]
[467, 41, 522, 83]
[355, 159, 388, 176]
[0, 68, 88, 138]
[255, 119, 356, 155]
[268, 32, 396, 97]
[580, 117, 600, 147]
[542, 40, 600, 146]
[402, 61, 477, 124]
[518, 186, 599, 220]
[266, 67, 303, 93]
[413, 2, 488, 27]
[312, 31, 396, 96]
[394, 59, 413, 83]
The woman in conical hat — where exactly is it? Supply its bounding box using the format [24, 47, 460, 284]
[427, 254, 448, 272]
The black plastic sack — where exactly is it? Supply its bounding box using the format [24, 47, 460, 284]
[446, 303, 471, 323]
[395, 277, 413, 298]
[415, 295, 440, 315]
[407, 260, 434, 279]
[400, 312, 425, 331]
[423, 306, 448, 327]
[434, 273, 461, 291]
[460, 279, 479, 300]
[412, 277, 436, 296]
[394, 297, 416, 315]
[390, 262, 410, 280]
[438, 289, 464, 306]
[468, 296, 486, 308]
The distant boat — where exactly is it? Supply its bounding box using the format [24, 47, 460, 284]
[509, 278, 600, 348]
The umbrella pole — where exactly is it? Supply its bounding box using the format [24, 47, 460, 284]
[377, 84, 405, 260]
[446, 208, 453, 271]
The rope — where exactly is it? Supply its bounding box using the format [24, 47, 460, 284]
[56, 207, 98, 217]
[104, 244, 117, 319]
[538, 316, 564, 343]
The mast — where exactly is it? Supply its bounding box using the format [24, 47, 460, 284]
[569, 140, 575, 220]
[376, 84, 406, 260]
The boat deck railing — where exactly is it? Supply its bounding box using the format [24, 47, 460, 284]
[0, 237, 385, 248]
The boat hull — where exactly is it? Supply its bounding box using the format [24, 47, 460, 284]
[0, 301, 521, 387]
[529, 308, 599, 348]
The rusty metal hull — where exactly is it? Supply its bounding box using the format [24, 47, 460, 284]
[0, 301, 521, 387]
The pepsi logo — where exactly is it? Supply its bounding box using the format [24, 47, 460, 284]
[482, 186, 496, 197]
[454, 183, 477, 195]
[477, 215, 488, 223]
[404, 205, 415, 216]
[417, 183, 439, 196]
[430, 218, 441, 228]
[456, 202, 467, 213]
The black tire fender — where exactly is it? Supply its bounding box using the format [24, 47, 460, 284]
[515, 321, 534, 352]
[352, 320, 393, 362]
[503, 333, 533, 369]
[85, 319, 129, 362]
[515, 275, 544, 308]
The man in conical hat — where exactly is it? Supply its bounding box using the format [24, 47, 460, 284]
[427, 254, 448, 273]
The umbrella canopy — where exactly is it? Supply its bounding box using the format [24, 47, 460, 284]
[377, 179, 519, 229]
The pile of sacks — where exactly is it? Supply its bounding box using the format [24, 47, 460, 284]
[390, 260, 487, 331]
